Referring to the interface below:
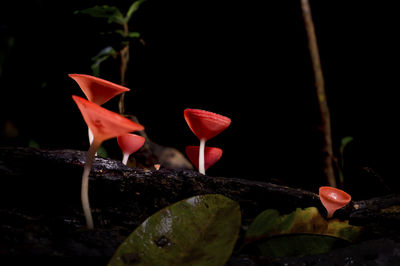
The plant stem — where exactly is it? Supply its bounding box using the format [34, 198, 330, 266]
[81, 139, 101, 229]
[118, 45, 129, 114]
[199, 138, 206, 175]
[119, 23, 130, 115]
[122, 153, 129, 165]
[300, 0, 336, 187]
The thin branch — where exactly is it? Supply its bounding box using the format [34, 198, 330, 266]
[300, 0, 336, 187]
[119, 44, 130, 114]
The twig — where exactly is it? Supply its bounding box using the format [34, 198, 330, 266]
[118, 45, 130, 114]
[118, 22, 130, 114]
[300, 0, 336, 187]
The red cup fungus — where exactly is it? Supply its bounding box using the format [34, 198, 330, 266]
[184, 109, 231, 141]
[185, 146, 223, 173]
[184, 109, 231, 174]
[117, 133, 145, 165]
[73, 95, 144, 229]
[319, 186, 351, 218]
[69, 74, 130, 146]
[69, 74, 129, 106]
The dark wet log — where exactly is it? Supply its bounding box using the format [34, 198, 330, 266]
[1, 147, 400, 226]
[1, 147, 400, 265]
[0, 147, 321, 223]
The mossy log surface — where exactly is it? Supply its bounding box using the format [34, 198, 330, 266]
[1, 147, 400, 265]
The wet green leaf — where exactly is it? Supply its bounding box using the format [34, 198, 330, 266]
[108, 194, 241, 266]
[245, 207, 362, 258]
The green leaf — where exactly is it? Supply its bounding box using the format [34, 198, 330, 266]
[257, 235, 347, 257]
[245, 207, 362, 258]
[75, 5, 124, 25]
[114, 30, 140, 39]
[128, 32, 140, 38]
[96, 145, 108, 158]
[125, 0, 147, 23]
[108, 194, 241, 266]
[91, 47, 117, 77]
[338, 136, 354, 184]
[340, 136, 354, 160]
[92, 46, 117, 61]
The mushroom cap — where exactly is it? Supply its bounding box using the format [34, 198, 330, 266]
[72, 95, 144, 142]
[69, 74, 129, 106]
[184, 109, 231, 141]
[117, 133, 145, 155]
[185, 145, 223, 171]
[319, 186, 351, 217]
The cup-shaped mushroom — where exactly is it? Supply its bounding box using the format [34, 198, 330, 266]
[73, 95, 144, 143]
[184, 109, 231, 141]
[319, 186, 351, 218]
[69, 74, 129, 106]
[185, 146, 223, 173]
[117, 133, 145, 165]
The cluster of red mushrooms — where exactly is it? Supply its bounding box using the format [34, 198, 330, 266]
[184, 109, 231, 175]
[69, 74, 352, 229]
[70, 74, 145, 229]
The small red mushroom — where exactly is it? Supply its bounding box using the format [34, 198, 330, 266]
[184, 109, 231, 174]
[72, 95, 144, 229]
[117, 133, 145, 165]
[185, 146, 223, 174]
[69, 74, 130, 145]
[69, 74, 129, 106]
[319, 186, 351, 218]
[184, 109, 231, 141]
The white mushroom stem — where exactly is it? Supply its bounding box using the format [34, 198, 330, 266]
[88, 128, 94, 145]
[81, 139, 101, 229]
[199, 138, 206, 175]
[122, 153, 130, 165]
[88, 128, 97, 156]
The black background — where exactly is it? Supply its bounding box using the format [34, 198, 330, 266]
[1, 1, 399, 196]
